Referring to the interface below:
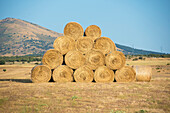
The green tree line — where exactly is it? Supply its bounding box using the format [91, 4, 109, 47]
[0, 55, 42, 65]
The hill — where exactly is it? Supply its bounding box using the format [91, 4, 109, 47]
[0, 17, 63, 56]
[116, 43, 163, 55]
[0, 17, 162, 56]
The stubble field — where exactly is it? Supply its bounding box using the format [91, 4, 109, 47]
[0, 58, 170, 113]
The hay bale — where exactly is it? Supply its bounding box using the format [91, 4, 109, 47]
[133, 65, 152, 82]
[53, 36, 75, 55]
[65, 50, 85, 69]
[73, 65, 94, 82]
[115, 66, 136, 82]
[85, 25, 101, 40]
[85, 50, 105, 70]
[31, 65, 51, 83]
[53, 65, 73, 82]
[76, 36, 94, 54]
[105, 51, 126, 70]
[93, 37, 116, 55]
[94, 66, 114, 83]
[64, 22, 84, 40]
[42, 49, 63, 69]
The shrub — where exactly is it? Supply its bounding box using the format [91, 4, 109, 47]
[71, 96, 78, 100]
[0, 60, 5, 65]
[139, 56, 143, 60]
[132, 58, 138, 61]
[3, 69, 6, 72]
[156, 67, 160, 70]
[135, 109, 148, 113]
[167, 63, 170, 65]
[35, 63, 39, 65]
[110, 110, 125, 113]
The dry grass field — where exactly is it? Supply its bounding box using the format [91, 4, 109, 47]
[0, 58, 170, 113]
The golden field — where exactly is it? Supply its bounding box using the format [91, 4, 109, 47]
[0, 58, 169, 113]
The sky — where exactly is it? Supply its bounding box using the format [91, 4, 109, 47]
[0, 0, 170, 53]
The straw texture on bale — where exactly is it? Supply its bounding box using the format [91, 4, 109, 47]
[76, 36, 94, 54]
[85, 25, 101, 40]
[85, 50, 105, 70]
[31, 65, 51, 83]
[134, 65, 152, 82]
[115, 66, 136, 82]
[65, 50, 85, 69]
[73, 65, 94, 82]
[94, 66, 114, 83]
[53, 36, 75, 55]
[64, 22, 84, 40]
[53, 65, 73, 82]
[105, 51, 126, 70]
[94, 37, 116, 55]
[42, 49, 63, 69]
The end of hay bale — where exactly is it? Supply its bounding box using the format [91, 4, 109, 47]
[73, 65, 94, 82]
[85, 25, 101, 40]
[93, 37, 116, 55]
[53, 65, 73, 82]
[42, 49, 63, 69]
[31, 65, 51, 83]
[94, 66, 114, 83]
[64, 22, 84, 40]
[65, 50, 85, 69]
[105, 51, 126, 70]
[53, 36, 75, 55]
[75, 36, 94, 54]
[115, 66, 136, 82]
[85, 50, 105, 70]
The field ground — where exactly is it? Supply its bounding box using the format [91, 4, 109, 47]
[126, 58, 170, 66]
[0, 58, 170, 113]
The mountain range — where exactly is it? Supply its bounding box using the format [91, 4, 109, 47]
[0, 17, 162, 56]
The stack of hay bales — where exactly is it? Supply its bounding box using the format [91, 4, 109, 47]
[31, 22, 145, 83]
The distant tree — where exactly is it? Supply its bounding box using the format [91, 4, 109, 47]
[0, 60, 5, 65]
[16, 59, 20, 62]
[132, 58, 138, 61]
[139, 56, 143, 60]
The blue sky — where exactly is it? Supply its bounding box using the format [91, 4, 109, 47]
[0, 0, 170, 53]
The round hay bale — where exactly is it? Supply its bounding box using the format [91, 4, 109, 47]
[93, 37, 116, 55]
[53, 65, 73, 82]
[64, 22, 84, 40]
[53, 36, 75, 55]
[85, 25, 101, 40]
[133, 65, 152, 82]
[115, 66, 136, 82]
[31, 65, 51, 83]
[76, 36, 94, 54]
[94, 66, 114, 83]
[42, 49, 63, 69]
[85, 50, 105, 70]
[65, 50, 85, 69]
[105, 51, 126, 70]
[73, 65, 94, 82]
